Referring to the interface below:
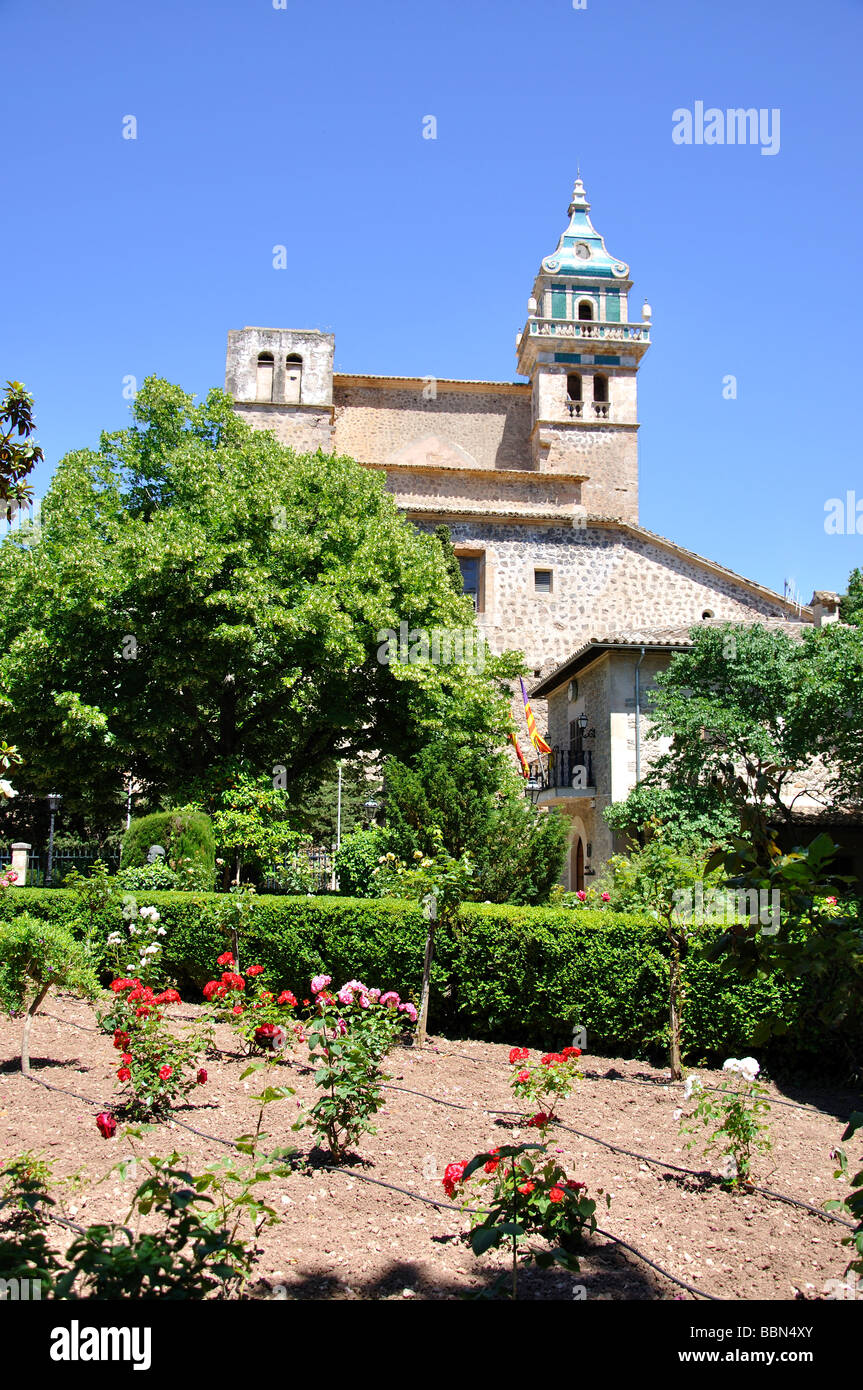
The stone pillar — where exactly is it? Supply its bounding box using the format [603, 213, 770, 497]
[10, 843, 30, 885]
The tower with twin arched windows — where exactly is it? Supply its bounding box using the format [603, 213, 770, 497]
[515, 177, 651, 521]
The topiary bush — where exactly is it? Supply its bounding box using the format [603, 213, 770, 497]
[121, 812, 215, 891]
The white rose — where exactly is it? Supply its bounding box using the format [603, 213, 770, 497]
[738, 1057, 760, 1081]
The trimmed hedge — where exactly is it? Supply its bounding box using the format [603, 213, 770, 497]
[0, 889, 849, 1070]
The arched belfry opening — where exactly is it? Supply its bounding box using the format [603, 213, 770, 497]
[285, 353, 303, 404]
[255, 352, 274, 402]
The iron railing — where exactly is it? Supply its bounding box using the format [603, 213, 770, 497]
[528, 746, 594, 791]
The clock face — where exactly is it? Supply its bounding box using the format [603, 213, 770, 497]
[575, 243, 591, 260]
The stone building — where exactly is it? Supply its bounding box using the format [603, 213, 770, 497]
[225, 178, 840, 884]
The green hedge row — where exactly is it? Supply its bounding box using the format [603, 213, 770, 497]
[0, 889, 837, 1069]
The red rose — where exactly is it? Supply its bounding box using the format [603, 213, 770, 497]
[527, 1113, 550, 1128]
[155, 989, 180, 1005]
[113, 1031, 130, 1050]
[158, 1065, 172, 1081]
[509, 1047, 529, 1065]
[278, 990, 297, 1007]
[442, 1161, 468, 1198]
[217, 951, 234, 967]
[518, 1181, 535, 1196]
[110, 978, 136, 993]
[565, 1180, 586, 1190]
[221, 972, 245, 991]
[247, 965, 264, 976]
[121, 1053, 132, 1065]
[203, 981, 220, 1001]
[541, 1052, 565, 1067]
[117, 1067, 131, 1082]
[232, 1005, 243, 1017]
[562, 1046, 581, 1059]
[549, 1187, 564, 1203]
[517, 1069, 530, 1083]
[135, 1006, 151, 1017]
[197, 1068, 208, 1084]
[96, 1112, 117, 1139]
[483, 1148, 500, 1174]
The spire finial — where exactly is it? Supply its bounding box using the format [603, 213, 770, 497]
[568, 174, 589, 216]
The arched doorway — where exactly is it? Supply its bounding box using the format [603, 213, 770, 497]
[570, 837, 585, 892]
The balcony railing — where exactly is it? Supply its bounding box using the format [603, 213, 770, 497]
[528, 319, 649, 344]
[565, 400, 610, 420]
[528, 747, 594, 792]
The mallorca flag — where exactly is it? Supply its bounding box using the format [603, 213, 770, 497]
[519, 677, 552, 755]
[509, 729, 530, 779]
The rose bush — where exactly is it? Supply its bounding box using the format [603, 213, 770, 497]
[201, 951, 302, 1055]
[444, 1141, 603, 1295]
[297, 973, 417, 1158]
[508, 1045, 582, 1131]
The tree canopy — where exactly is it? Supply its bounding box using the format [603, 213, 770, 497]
[0, 378, 522, 828]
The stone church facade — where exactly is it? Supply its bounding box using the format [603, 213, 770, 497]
[225, 179, 842, 887]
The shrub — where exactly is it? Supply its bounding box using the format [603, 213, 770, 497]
[114, 861, 181, 893]
[0, 914, 100, 1073]
[334, 828, 390, 897]
[121, 812, 215, 891]
[298, 974, 417, 1158]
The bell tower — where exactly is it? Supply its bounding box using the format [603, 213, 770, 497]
[516, 178, 651, 522]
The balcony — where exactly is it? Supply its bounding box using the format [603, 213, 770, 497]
[528, 747, 594, 795]
[565, 399, 609, 421]
[528, 319, 650, 344]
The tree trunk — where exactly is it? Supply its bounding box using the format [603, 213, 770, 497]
[21, 983, 52, 1076]
[668, 935, 683, 1081]
[416, 919, 436, 1047]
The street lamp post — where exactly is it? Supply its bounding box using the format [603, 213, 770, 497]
[46, 792, 62, 886]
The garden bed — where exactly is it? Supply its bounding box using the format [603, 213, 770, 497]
[0, 993, 857, 1301]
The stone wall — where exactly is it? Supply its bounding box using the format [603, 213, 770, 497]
[232, 404, 334, 456]
[332, 381, 532, 471]
[428, 521, 793, 672]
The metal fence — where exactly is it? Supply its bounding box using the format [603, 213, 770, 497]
[1, 844, 119, 887]
[260, 846, 335, 895]
[3, 842, 335, 892]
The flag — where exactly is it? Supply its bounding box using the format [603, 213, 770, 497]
[519, 677, 551, 755]
[509, 729, 529, 779]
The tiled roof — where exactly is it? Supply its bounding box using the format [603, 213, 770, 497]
[529, 618, 813, 698]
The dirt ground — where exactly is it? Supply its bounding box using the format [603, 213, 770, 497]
[1, 993, 859, 1301]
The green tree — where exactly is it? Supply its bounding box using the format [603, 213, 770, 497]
[603, 783, 738, 854]
[644, 624, 812, 837]
[433, 525, 465, 595]
[0, 381, 42, 514]
[381, 740, 568, 905]
[0, 378, 521, 829]
[839, 568, 863, 627]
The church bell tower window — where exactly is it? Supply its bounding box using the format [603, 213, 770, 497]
[255, 352, 274, 402]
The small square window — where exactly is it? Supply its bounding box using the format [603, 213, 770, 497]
[534, 569, 553, 594]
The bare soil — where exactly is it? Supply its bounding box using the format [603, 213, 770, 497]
[0, 993, 858, 1301]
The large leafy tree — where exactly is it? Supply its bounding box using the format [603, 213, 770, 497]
[642, 623, 815, 833]
[0, 378, 521, 828]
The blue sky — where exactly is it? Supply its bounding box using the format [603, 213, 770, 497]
[3, 0, 862, 602]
